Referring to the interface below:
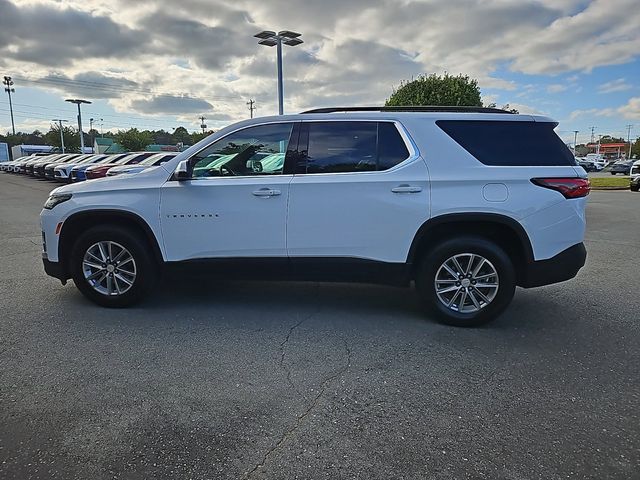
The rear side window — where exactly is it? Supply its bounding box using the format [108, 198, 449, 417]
[302, 121, 410, 174]
[436, 120, 575, 166]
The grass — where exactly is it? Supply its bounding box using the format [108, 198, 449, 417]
[589, 176, 630, 189]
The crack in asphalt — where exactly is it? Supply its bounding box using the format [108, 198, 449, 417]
[278, 314, 312, 401]
[245, 337, 352, 479]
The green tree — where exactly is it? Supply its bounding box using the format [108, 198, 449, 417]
[114, 128, 153, 152]
[45, 124, 81, 152]
[191, 130, 215, 144]
[386, 73, 482, 107]
[172, 126, 191, 146]
[599, 135, 625, 144]
[630, 138, 640, 159]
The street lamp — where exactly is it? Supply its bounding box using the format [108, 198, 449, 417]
[52, 119, 68, 153]
[65, 98, 92, 152]
[255, 30, 303, 115]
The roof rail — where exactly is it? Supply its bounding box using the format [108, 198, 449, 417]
[300, 106, 514, 114]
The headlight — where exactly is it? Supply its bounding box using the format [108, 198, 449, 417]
[43, 193, 72, 210]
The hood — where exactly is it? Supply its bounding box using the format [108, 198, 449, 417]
[50, 165, 170, 196]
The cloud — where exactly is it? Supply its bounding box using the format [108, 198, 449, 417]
[570, 97, 640, 120]
[598, 78, 632, 94]
[0, 0, 147, 66]
[23, 72, 143, 99]
[130, 95, 214, 115]
[547, 84, 568, 93]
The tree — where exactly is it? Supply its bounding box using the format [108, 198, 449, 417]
[631, 138, 640, 159]
[172, 126, 191, 145]
[598, 135, 624, 144]
[114, 128, 153, 152]
[386, 73, 482, 107]
[45, 124, 81, 152]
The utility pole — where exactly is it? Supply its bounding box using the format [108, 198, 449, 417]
[573, 130, 579, 156]
[247, 99, 256, 118]
[2, 76, 16, 135]
[52, 119, 68, 153]
[589, 126, 596, 144]
[199, 116, 207, 133]
[625, 124, 633, 158]
[65, 99, 91, 152]
[89, 118, 95, 153]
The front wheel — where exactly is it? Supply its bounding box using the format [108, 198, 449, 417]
[415, 237, 516, 327]
[631, 184, 639, 192]
[69, 225, 158, 307]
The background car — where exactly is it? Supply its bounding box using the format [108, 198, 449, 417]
[34, 154, 81, 178]
[85, 152, 154, 179]
[630, 160, 640, 192]
[609, 160, 633, 175]
[53, 154, 108, 182]
[44, 154, 90, 180]
[577, 159, 600, 172]
[106, 152, 178, 176]
[70, 154, 131, 182]
[24, 154, 64, 175]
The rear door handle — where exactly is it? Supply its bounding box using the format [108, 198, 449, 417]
[391, 184, 422, 193]
[252, 188, 281, 197]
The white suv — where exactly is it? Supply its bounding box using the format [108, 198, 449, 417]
[40, 107, 589, 327]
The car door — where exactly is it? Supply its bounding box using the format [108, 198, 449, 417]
[160, 122, 296, 261]
[286, 120, 430, 263]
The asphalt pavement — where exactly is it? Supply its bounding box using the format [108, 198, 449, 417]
[0, 173, 638, 479]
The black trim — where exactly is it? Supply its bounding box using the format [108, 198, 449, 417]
[519, 243, 586, 288]
[166, 257, 410, 286]
[301, 106, 513, 114]
[407, 213, 534, 264]
[58, 209, 164, 267]
[42, 254, 69, 282]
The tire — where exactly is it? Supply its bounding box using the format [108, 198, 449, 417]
[611, 172, 616, 175]
[631, 184, 639, 192]
[69, 225, 158, 307]
[415, 236, 516, 327]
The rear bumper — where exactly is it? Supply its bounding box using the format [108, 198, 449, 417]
[519, 242, 586, 288]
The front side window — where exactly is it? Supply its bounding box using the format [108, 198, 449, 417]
[302, 121, 410, 174]
[190, 123, 294, 178]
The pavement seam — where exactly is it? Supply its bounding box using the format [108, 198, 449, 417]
[245, 336, 352, 479]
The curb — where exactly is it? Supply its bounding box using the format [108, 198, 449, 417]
[591, 186, 629, 191]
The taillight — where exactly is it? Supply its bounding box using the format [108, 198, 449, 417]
[531, 177, 590, 199]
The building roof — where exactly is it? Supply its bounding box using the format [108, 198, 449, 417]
[95, 138, 114, 146]
[104, 142, 126, 154]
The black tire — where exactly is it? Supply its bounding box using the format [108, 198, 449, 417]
[69, 225, 158, 307]
[415, 236, 516, 327]
[631, 184, 639, 192]
[611, 172, 616, 175]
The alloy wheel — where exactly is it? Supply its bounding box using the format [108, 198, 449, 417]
[82, 241, 137, 296]
[434, 253, 499, 313]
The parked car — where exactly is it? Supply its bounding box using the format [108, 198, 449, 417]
[24, 154, 64, 175]
[106, 152, 178, 177]
[70, 154, 131, 182]
[609, 160, 633, 175]
[630, 160, 640, 192]
[53, 155, 108, 182]
[577, 159, 600, 172]
[85, 152, 155, 180]
[34, 154, 82, 178]
[41, 106, 589, 327]
[43, 154, 89, 180]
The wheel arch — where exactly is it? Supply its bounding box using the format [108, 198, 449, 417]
[407, 213, 534, 285]
[58, 209, 164, 274]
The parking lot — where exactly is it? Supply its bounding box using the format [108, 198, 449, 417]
[0, 173, 638, 479]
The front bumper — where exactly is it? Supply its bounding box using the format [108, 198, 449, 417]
[42, 254, 69, 282]
[519, 243, 587, 288]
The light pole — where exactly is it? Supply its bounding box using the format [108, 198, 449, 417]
[65, 98, 92, 152]
[573, 130, 579, 157]
[254, 30, 303, 115]
[2, 76, 16, 135]
[52, 119, 68, 153]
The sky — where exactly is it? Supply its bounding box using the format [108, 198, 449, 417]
[0, 0, 638, 147]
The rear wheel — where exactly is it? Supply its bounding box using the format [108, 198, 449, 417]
[69, 225, 157, 307]
[415, 237, 516, 327]
[631, 184, 639, 192]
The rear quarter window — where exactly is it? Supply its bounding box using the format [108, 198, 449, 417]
[436, 120, 575, 166]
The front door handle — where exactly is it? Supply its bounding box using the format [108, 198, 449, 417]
[252, 188, 281, 197]
[391, 184, 422, 193]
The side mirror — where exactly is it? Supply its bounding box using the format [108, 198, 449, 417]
[174, 159, 190, 180]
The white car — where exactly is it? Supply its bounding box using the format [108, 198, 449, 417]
[53, 154, 109, 182]
[40, 106, 589, 327]
[630, 160, 640, 192]
[106, 152, 178, 177]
